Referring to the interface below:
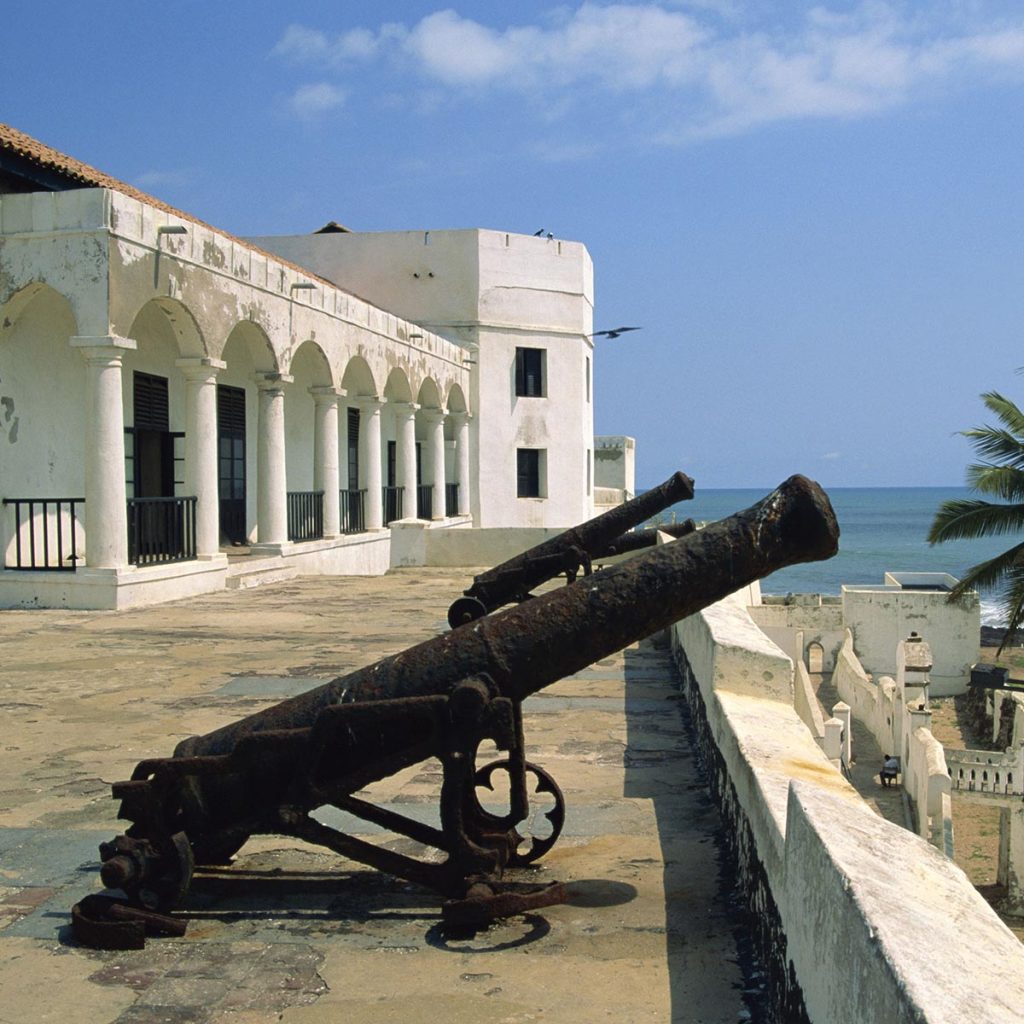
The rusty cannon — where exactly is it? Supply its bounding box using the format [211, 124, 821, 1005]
[74, 475, 838, 948]
[447, 470, 696, 628]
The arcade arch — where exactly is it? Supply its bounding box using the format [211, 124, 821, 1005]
[0, 285, 84, 568]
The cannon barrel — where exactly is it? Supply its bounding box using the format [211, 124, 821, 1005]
[181, 474, 837, 761]
[448, 470, 695, 626]
[593, 519, 696, 559]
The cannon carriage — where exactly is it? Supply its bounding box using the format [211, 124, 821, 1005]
[74, 474, 838, 948]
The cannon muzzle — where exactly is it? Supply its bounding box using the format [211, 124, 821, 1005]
[448, 470, 695, 626]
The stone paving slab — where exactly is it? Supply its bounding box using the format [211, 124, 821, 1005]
[0, 571, 757, 1024]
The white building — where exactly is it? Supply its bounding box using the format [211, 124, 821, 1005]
[0, 124, 601, 609]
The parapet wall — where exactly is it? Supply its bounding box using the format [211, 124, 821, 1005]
[673, 593, 1024, 1024]
[833, 631, 896, 754]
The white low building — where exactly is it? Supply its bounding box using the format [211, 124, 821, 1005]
[0, 124, 601, 609]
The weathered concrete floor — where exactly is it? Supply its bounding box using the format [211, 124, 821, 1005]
[0, 570, 754, 1023]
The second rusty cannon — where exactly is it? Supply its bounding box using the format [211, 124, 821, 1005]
[79, 475, 838, 945]
[447, 470, 695, 628]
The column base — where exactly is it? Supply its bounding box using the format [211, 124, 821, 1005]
[249, 542, 292, 558]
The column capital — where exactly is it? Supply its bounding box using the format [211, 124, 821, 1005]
[352, 391, 385, 407]
[390, 400, 420, 419]
[309, 384, 343, 403]
[70, 335, 137, 362]
[420, 408, 445, 425]
[255, 371, 294, 391]
[176, 356, 227, 381]
[450, 410, 472, 425]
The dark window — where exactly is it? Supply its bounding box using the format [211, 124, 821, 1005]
[387, 441, 397, 487]
[132, 373, 174, 497]
[515, 347, 544, 397]
[217, 384, 247, 545]
[134, 372, 169, 432]
[517, 449, 542, 498]
[347, 407, 360, 490]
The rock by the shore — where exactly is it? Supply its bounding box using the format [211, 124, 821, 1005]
[981, 625, 1024, 648]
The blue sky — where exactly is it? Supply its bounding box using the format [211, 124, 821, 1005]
[5, 1, 1024, 488]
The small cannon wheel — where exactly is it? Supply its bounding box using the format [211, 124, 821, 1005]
[448, 595, 488, 630]
[474, 759, 566, 865]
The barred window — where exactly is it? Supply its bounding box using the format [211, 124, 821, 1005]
[514, 348, 545, 397]
[517, 448, 544, 498]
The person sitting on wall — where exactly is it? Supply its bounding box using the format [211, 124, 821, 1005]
[880, 755, 899, 788]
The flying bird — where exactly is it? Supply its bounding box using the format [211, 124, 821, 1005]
[591, 326, 641, 340]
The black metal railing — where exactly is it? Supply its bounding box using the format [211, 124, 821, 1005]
[127, 496, 197, 567]
[416, 484, 433, 521]
[445, 483, 459, 518]
[340, 489, 366, 534]
[287, 490, 324, 542]
[3, 497, 84, 571]
[383, 486, 404, 525]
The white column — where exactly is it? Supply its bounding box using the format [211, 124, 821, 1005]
[424, 410, 446, 520]
[394, 402, 418, 519]
[71, 336, 137, 569]
[823, 717, 843, 763]
[255, 372, 292, 547]
[453, 412, 471, 517]
[356, 398, 384, 530]
[832, 701, 852, 767]
[311, 386, 341, 537]
[177, 357, 226, 558]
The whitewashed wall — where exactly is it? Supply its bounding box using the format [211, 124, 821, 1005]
[672, 594, 1024, 1023]
[748, 597, 846, 672]
[250, 228, 595, 530]
[843, 584, 979, 695]
[833, 631, 898, 754]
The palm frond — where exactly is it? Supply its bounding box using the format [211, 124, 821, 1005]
[965, 464, 1024, 501]
[961, 426, 1024, 469]
[991, 563, 1024, 655]
[981, 392, 1024, 440]
[948, 542, 1024, 601]
[928, 499, 1024, 543]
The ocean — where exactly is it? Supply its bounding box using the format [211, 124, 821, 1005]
[649, 486, 1013, 626]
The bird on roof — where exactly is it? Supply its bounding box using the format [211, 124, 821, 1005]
[591, 326, 641, 339]
[533, 228, 546, 235]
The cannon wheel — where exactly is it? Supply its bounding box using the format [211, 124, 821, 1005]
[447, 595, 488, 630]
[473, 759, 566, 866]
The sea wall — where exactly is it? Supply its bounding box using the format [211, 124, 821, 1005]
[672, 593, 1024, 1024]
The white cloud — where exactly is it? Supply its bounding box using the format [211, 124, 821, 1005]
[273, 21, 407, 66]
[289, 82, 347, 120]
[271, 3, 1024, 138]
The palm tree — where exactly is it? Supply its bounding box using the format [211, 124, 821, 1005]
[929, 391, 1024, 652]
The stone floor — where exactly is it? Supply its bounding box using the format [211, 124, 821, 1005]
[0, 570, 758, 1024]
